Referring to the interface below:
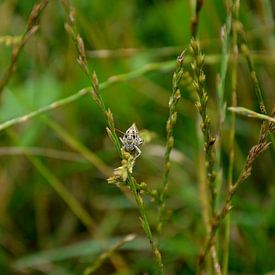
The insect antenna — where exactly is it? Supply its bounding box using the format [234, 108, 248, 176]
[115, 128, 125, 135]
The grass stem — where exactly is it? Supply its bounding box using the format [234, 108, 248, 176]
[0, 0, 48, 94]
[198, 119, 273, 272]
[62, 5, 164, 272]
[228, 107, 275, 123]
[190, 38, 221, 274]
[222, 1, 239, 273]
[7, 130, 96, 234]
[191, 0, 204, 37]
[239, 31, 275, 149]
[128, 176, 164, 274]
[157, 51, 185, 235]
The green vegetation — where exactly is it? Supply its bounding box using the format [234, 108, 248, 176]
[0, 0, 274, 274]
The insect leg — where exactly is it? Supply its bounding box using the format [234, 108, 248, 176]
[134, 145, 141, 158]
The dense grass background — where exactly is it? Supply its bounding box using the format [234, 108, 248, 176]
[0, 0, 274, 274]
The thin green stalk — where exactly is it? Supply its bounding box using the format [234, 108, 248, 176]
[100, 61, 175, 90]
[0, 146, 86, 162]
[222, 2, 239, 274]
[241, 45, 267, 115]
[261, 0, 275, 48]
[197, 121, 212, 274]
[0, 0, 49, 94]
[9, 129, 131, 271]
[63, 5, 164, 272]
[0, 0, 107, 240]
[87, 46, 181, 59]
[83, 234, 136, 275]
[0, 60, 173, 133]
[240, 36, 275, 149]
[198, 120, 272, 272]
[63, 10, 121, 153]
[217, 3, 232, 112]
[107, 151, 164, 273]
[0, 53, 273, 134]
[228, 107, 275, 123]
[6, 87, 112, 178]
[157, 51, 185, 235]
[2, 3, 129, 269]
[7, 130, 96, 234]
[0, 87, 88, 132]
[191, 0, 204, 37]
[42, 116, 112, 176]
[215, 3, 233, 272]
[29, 156, 96, 233]
[190, 38, 217, 216]
[190, 38, 221, 275]
[216, 0, 232, 199]
[128, 176, 164, 274]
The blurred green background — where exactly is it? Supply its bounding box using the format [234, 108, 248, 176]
[0, 0, 274, 274]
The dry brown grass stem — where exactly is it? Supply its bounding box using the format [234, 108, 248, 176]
[197, 113, 274, 272]
[0, 0, 49, 94]
[191, 0, 204, 37]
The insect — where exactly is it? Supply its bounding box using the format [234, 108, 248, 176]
[120, 123, 143, 158]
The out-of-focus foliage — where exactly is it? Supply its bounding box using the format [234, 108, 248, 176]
[0, 0, 274, 274]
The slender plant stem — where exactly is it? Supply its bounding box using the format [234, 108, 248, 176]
[0, 0, 106, 240]
[241, 45, 267, 115]
[228, 107, 275, 123]
[0, 60, 172, 133]
[239, 30, 275, 149]
[0, 146, 86, 162]
[157, 51, 185, 235]
[0, 52, 273, 134]
[128, 176, 164, 274]
[222, 2, 239, 274]
[190, 38, 221, 274]
[62, 4, 164, 272]
[215, 0, 232, 200]
[29, 156, 96, 233]
[8, 128, 130, 272]
[215, 2, 233, 273]
[197, 120, 272, 272]
[7, 130, 96, 234]
[7, 85, 113, 179]
[0, 87, 88, 132]
[261, 0, 275, 48]
[83, 234, 136, 275]
[190, 38, 217, 216]
[10, 95, 131, 272]
[217, 4, 232, 113]
[0, 0, 48, 94]
[191, 0, 204, 37]
[197, 119, 211, 274]
[42, 116, 112, 176]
